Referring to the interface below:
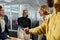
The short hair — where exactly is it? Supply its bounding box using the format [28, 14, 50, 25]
[0, 6, 2, 10]
[40, 5, 50, 15]
[23, 9, 27, 12]
[23, 9, 27, 15]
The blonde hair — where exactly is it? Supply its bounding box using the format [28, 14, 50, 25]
[40, 5, 50, 15]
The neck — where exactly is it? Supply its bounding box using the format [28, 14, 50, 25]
[0, 15, 4, 19]
[43, 15, 47, 20]
[23, 15, 26, 17]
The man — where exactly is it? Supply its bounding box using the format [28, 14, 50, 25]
[24, 0, 60, 40]
[18, 9, 31, 29]
[18, 9, 31, 39]
[0, 6, 9, 40]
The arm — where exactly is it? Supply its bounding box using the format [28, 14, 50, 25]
[29, 18, 50, 35]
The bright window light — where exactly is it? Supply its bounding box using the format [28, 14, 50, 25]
[4, 0, 14, 2]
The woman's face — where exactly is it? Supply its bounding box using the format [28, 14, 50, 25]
[39, 8, 44, 16]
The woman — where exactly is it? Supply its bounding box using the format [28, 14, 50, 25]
[0, 6, 9, 40]
[39, 5, 50, 21]
[38, 5, 51, 40]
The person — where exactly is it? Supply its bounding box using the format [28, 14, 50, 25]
[0, 6, 9, 40]
[18, 9, 31, 39]
[18, 9, 31, 29]
[39, 5, 50, 21]
[38, 5, 50, 40]
[47, 0, 54, 13]
[24, 0, 60, 40]
[47, 0, 54, 7]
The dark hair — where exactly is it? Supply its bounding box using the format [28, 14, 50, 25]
[47, 0, 54, 7]
[0, 6, 2, 10]
[23, 9, 27, 15]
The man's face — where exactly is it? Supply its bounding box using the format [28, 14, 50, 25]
[39, 8, 44, 16]
[23, 10, 28, 17]
[0, 8, 4, 16]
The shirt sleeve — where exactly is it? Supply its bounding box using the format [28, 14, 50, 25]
[29, 17, 50, 35]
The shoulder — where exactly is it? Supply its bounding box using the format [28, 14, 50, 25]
[18, 17, 23, 20]
[27, 18, 31, 21]
[4, 15, 8, 18]
[4, 15, 8, 19]
[18, 17, 22, 19]
[4, 15, 8, 23]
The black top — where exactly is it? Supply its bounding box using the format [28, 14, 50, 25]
[18, 17, 31, 29]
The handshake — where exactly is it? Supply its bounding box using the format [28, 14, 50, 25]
[24, 28, 30, 34]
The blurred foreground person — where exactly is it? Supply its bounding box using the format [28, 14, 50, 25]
[38, 5, 50, 40]
[0, 6, 9, 40]
[24, 0, 60, 40]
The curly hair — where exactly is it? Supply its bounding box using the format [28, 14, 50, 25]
[40, 5, 50, 15]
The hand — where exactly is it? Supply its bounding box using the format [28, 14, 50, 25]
[7, 35, 10, 38]
[24, 28, 29, 34]
[7, 35, 11, 39]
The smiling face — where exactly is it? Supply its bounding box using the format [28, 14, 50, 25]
[39, 5, 50, 16]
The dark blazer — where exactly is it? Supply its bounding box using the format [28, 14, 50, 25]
[0, 15, 9, 39]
